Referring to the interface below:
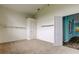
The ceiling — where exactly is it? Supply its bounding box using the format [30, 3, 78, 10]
[1, 4, 46, 15]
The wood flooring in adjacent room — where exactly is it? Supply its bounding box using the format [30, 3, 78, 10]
[64, 37, 79, 50]
[0, 39, 79, 54]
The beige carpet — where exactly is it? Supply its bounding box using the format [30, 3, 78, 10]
[0, 39, 79, 54]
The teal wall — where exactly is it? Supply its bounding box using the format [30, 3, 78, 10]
[63, 15, 75, 42]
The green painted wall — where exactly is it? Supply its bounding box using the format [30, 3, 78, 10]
[63, 15, 75, 42]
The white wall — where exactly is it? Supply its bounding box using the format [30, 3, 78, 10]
[37, 4, 79, 45]
[37, 14, 54, 43]
[0, 6, 26, 43]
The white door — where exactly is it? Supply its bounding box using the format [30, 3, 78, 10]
[26, 18, 36, 40]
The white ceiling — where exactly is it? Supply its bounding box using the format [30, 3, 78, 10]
[1, 4, 46, 15]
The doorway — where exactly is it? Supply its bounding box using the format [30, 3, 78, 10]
[63, 13, 79, 50]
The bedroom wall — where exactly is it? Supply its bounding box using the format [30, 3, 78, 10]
[0, 6, 26, 43]
[37, 13, 54, 43]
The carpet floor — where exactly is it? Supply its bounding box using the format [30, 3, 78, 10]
[0, 39, 79, 54]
